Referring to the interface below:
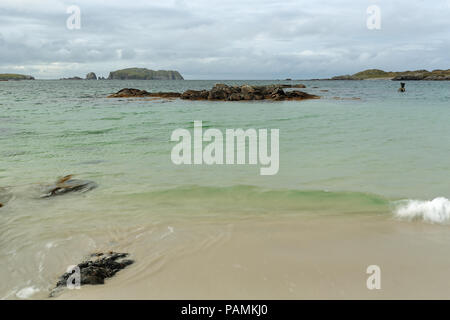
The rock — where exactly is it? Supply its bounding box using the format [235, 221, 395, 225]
[108, 84, 319, 101]
[208, 83, 231, 100]
[180, 84, 319, 101]
[107, 88, 182, 98]
[180, 89, 209, 100]
[280, 84, 306, 88]
[86, 72, 97, 80]
[41, 175, 97, 198]
[108, 88, 150, 97]
[240, 84, 255, 95]
[50, 252, 134, 297]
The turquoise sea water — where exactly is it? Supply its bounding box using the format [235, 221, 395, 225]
[0, 79, 449, 298]
[1, 80, 449, 197]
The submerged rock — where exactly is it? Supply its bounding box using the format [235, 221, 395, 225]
[108, 84, 319, 101]
[41, 175, 97, 198]
[50, 252, 134, 297]
[279, 83, 306, 88]
[0, 187, 12, 207]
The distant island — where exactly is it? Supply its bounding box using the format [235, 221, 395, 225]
[107, 68, 184, 80]
[0, 73, 34, 81]
[330, 69, 450, 81]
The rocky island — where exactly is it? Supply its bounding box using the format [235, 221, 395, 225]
[108, 83, 319, 101]
[59, 76, 83, 80]
[0, 74, 34, 81]
[107, 68, 184, 80]
[331, 68, 450, 81]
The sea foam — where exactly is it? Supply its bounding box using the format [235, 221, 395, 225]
[16, 286, 40, 299]
[394, 197, 450, 224]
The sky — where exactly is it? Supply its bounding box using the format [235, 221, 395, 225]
[0, 0, 449, 79]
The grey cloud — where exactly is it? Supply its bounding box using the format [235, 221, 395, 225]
[0, 0, 448, 79]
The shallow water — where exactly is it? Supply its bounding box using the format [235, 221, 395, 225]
[0, 79, 449, 299]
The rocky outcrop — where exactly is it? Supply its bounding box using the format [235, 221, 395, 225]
[0, 74, 34, 81]
[107, 88, 182, 98]
[107, 68, 184, 80]
[50, 252, 134, 297]
[108, 84, 319, 101]
[85, 72, 97, 80]
[40, 175, 97, 198]
[182, 84, 318, 101]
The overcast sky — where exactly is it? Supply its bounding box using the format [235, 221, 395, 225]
[0, 0, 449, 79]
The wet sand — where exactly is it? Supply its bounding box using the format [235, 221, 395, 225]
[57, 213, 450, 299]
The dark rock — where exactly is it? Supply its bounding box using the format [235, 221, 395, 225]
[108, 88, 150, 97]
[107, 88, 181, 98]
[41, 175, 97, 198]
[180, 89, 209, 100]
[280, 84, 306, 88]
[85, 72, 97, 80]
[108, 84, 319, 101]
[50, 252, 134, 297]
[180, 84, 319, 101]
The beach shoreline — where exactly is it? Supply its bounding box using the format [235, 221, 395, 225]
[54, 213, 450, 300]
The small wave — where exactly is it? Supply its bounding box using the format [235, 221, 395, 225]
[394, 197, 450, 224]
[124, 185, 389, 215]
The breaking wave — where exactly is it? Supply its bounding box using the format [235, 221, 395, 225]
[394, 197, 450, 224]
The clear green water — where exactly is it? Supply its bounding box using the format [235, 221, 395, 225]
[0, 79, 449, 298]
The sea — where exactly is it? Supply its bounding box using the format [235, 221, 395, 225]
[1, 79, 450, 299]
